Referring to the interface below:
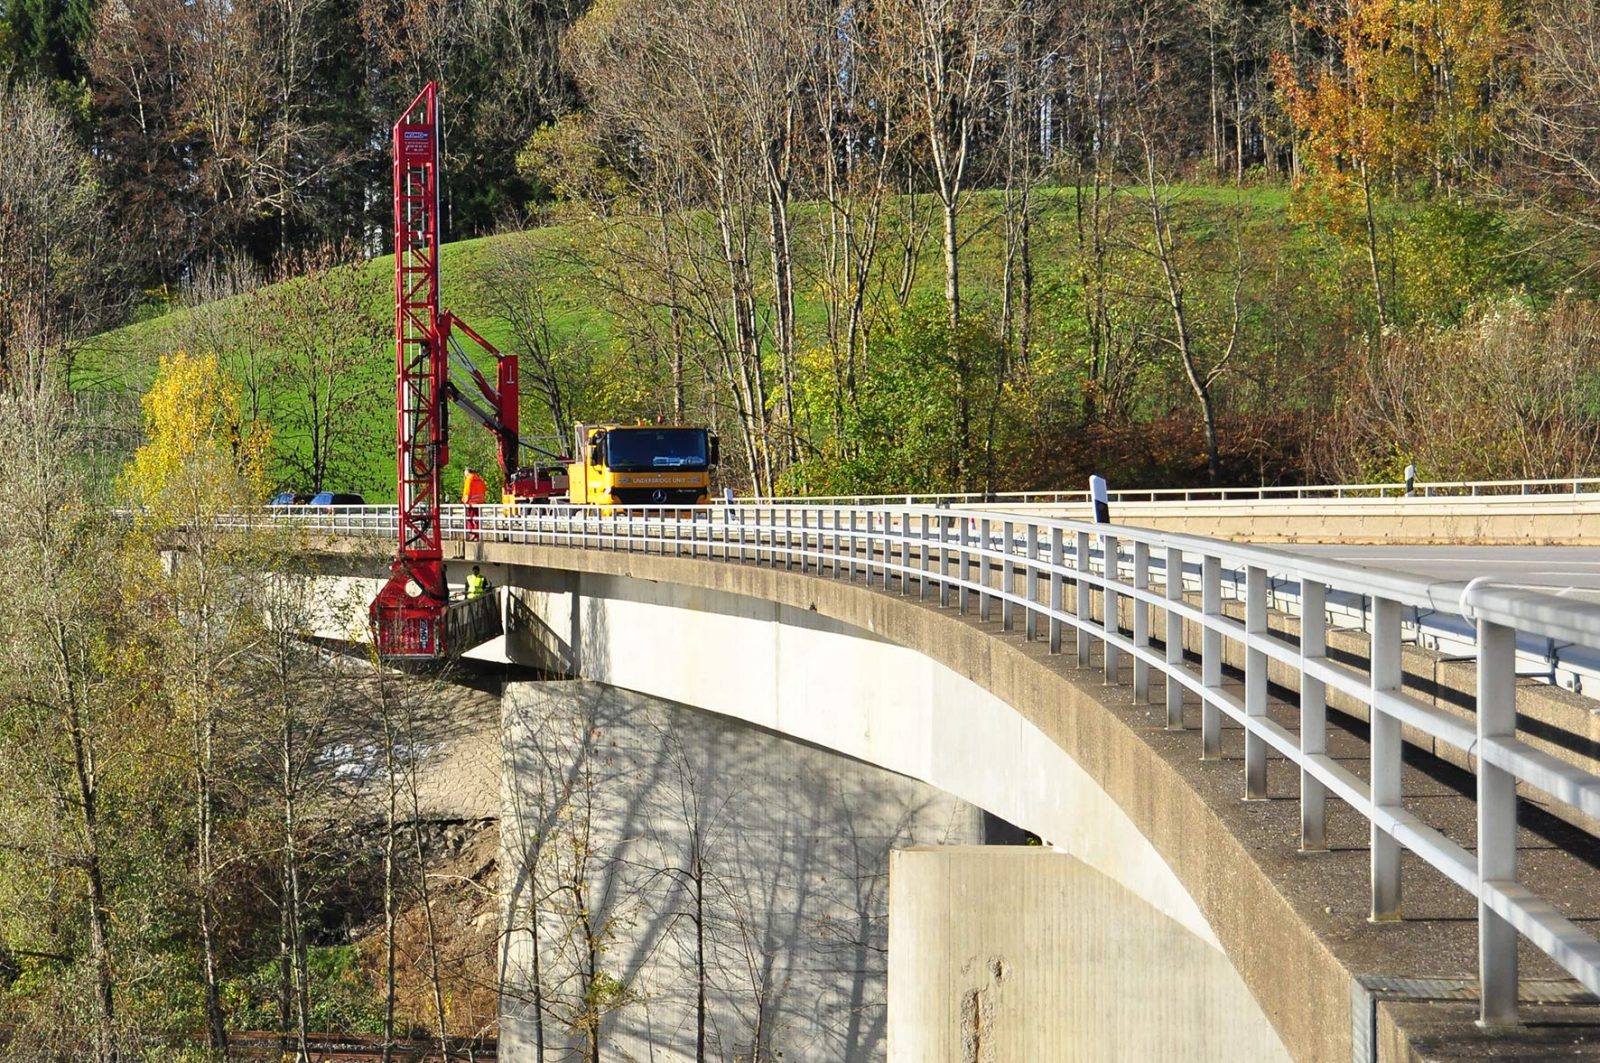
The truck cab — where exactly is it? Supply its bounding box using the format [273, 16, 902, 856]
[567, 422, 719, 507]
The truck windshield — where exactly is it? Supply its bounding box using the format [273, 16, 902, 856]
[606, 428, 709, 471]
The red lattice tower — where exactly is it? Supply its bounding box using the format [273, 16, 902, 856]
[370, 82, 449, 657]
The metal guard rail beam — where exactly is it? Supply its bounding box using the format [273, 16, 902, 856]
[242, 501, 1600, 1025]
[739, 474, 1600, 506]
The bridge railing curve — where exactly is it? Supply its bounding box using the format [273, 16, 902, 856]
[247, 500, 1600, 1025]
[737, 474, 1600, 506]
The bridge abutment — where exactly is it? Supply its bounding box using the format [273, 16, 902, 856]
[887, 846, 1290, 1062]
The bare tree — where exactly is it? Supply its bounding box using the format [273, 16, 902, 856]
[242, 576, 356, 1061]
[262, 244, 386, 492]
[805, 2, 899, 467]
[0, 373, 128, 1061]
[1124, 5, 1240, 483]
[470, 233, 593, 439]
[568, 10, 752, 484]
[156, 256, 276, 441]
[1500, 0, 1600, 238]
[0, 84, 122, 387]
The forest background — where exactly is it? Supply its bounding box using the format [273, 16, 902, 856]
[6, 0, 1600, 1058]
[13, 0, 1600, 498]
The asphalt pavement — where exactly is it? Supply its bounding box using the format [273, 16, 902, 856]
[1281, 544, 1600, 599]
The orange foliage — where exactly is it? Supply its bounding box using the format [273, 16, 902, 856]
[1275, 0, 1512, 191]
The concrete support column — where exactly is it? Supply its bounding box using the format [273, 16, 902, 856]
[887, 847, 1290, 1063]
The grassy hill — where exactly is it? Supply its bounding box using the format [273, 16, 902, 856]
[78, 183, 1540, 501]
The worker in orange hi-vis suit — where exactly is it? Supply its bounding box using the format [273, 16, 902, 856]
[463, 467, 487, 540]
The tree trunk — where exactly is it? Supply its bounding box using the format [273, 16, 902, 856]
[380, 682, 399, 1063]
[764, 165, 798, 468]
[1359, 163, 1388, 328]
[403, 703, 452, 1061]
[693, 859, 707, 1063]
[192, 663, 228, 1058]
[940, 192, 960, 329]
[59, 627, 116, 1063]
[939, 193, 972, 489]
[1142, 151, 1223, 484]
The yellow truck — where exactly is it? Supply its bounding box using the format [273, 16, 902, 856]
[567, 421, 720, 507]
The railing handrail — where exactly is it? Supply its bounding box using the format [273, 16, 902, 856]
[249, 501, 1600, 645]
[237, 500, 1600, 1023]
[731, 473, 1600, 506]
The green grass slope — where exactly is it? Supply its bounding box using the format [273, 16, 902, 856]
[79, 183, 1509, 501]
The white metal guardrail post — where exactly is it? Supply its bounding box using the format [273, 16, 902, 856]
[1103, 533, 1120, 683]
[852, 509, 861, 579]
[1133, 541, 1150, 702]
[800, 508, 810, 573]
[1025, 524, 1040, 640]
[1245, 564, 1269, 800]
[1477, 617, 1519, 1025]
[1300, 579, 1329, 852]
[1371, 596, 1404, 922]
[940, 515, 953, 607]
[1002, 520, 1016, 632]
[959, 518, 972, 614]
[837, 508, 847, 580]
[1201, 554, 1223, 759]
[979, 518, 993, 622]
[1076, 530, 1092, 668]
[919, 514, 931, 600]
[1166, 546, 1184, 729]
[1049, 527, 1064, 655]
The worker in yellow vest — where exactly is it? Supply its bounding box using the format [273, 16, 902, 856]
[466, 565, 490, 599]
[464, 467, 487, 540]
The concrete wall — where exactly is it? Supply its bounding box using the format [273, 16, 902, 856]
[887, 847, 1291, 1063]
[998, 496, 1600, 544]
[499, 680, 988, 1062]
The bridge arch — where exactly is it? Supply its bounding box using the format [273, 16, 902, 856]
[451, 542, 1322, 1059]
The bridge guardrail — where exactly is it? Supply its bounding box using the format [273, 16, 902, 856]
[239, 500, 1600, 1026]
[742, 474, 1600, 506]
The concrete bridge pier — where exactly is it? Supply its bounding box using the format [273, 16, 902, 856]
[887, 846, 1290, 1062]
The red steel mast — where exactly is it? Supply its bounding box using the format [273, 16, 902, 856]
[369, 83, 451, 657]
[370, 82, 527, 659]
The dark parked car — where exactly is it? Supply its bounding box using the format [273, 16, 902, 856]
[309, 492, 367, 506]
[269, 490, 313, 506]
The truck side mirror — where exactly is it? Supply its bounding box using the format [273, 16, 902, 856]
[588, 432, 604, 465]
[709, 436, 720, 466]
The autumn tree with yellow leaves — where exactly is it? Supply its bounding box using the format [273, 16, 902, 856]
[122, 349, 277, 1055]
[123, 349, 272, 525]
[1274, 0, 1513, 328]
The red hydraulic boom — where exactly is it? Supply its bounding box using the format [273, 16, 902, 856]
[369, 82, 524, 659]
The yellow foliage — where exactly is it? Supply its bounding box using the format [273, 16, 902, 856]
[1276, 0, 1511, 188]
[122, 350, 272, 525]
